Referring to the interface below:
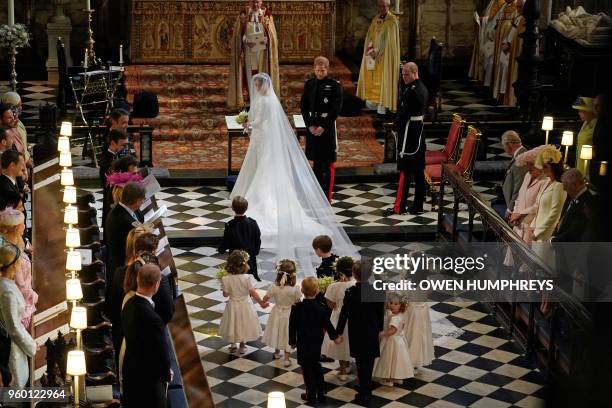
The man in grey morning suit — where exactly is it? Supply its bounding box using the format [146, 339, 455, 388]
[501, 130, 527, 216]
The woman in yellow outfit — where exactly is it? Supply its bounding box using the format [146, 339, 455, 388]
[573, 96, 597, 176]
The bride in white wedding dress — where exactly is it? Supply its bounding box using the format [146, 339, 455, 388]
[230, 73, 359, 274]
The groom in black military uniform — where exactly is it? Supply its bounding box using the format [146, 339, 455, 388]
[301, 56, 343, 202]
[386, 62, 429, 215]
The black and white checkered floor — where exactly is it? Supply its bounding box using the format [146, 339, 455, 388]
[83, 181, 498, 232]
[173, 243, 546, 408]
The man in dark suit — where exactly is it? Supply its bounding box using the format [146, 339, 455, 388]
[100, 129, 129, 234]
[387, 62, 429, 216]
[121, 263, 172, 408]
[0, 150, 25, 210]
[499, 130, 527, 216]
[300, 56, 343, 201]
[218, 196, 262, 281]
[336, 260, 385, 404]
[104, 182, 145, 290]
[553, 168, 591, 292]
[289, 277, 339, 404]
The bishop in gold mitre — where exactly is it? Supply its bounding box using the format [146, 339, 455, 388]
[228, 0, 280, 108]
[357, 0, 401, 114]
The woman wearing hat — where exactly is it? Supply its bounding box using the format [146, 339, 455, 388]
[573, 96, 597, 176]
[0, 208, 37, 328]
[0, 243, 38, 387]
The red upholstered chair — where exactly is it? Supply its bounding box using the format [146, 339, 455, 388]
[425, 125, 481, 209]
[425, 113, 465, 166]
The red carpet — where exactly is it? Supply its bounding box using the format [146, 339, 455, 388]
[124, 62, 383, 170]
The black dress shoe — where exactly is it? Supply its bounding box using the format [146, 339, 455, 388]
[301, 392, 316, 403]
[383, 208, 406, 216]
[352, 393, 371, 405]
[409, 206, 424, 215]
[317, 395, 327, 403]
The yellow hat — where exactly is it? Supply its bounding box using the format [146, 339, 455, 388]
[572, 96, 595, 112]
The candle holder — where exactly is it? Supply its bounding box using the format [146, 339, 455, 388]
[84, 9, 99, 66]
[9, 46, 17, 91]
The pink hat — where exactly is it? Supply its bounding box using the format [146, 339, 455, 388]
[515, 145, 546, 167]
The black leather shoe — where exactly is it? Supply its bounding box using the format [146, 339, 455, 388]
[383, 208, 406, 216]
[301, 393, 315, 403]
[352, 393, 371, 405]
[409, 206, 424, 215]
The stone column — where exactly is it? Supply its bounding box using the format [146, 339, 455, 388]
[46, 0, 73, 83]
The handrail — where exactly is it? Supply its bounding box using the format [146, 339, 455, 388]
[440, 163, 593, 335]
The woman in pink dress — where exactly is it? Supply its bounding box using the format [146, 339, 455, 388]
[0, 208, 37, 328]
[504, 146, 549, 265]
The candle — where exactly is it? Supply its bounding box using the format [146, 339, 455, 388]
[8, 0, 14, 26]
[119, 44, 124, 64]
[86, 0, 91, 11]
[83, 49, 88, 69]
[394, 0, 400, 13]
[600, 161, 608, 177]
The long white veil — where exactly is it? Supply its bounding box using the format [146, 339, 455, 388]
[230, 73, 359, 275]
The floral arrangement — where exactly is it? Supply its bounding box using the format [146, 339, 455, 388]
[0, 24, 31, 49]
[235, 110, 249, 125]
[317, 276, 334, 294]
[106, 171, 143, 188]
[216, 263, 228, 281]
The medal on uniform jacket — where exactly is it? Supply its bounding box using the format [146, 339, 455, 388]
[323, 97, 329, 104]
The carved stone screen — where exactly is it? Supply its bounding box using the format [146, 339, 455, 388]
[130, 0, 336, 64]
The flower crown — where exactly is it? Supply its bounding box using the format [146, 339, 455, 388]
[237, 250, 250, 265]
[106, 171, 143, 188]
[276, 258, 297, 273]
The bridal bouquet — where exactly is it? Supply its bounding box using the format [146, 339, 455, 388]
[0, 24, 31, 49]
[235, 110, 249, 125]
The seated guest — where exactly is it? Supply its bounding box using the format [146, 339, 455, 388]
[218, 196, 262, 281]
[121, 263, 172, 408]
[0, 150, 25, 211]
[0, 93, 29, 167]
[508, 146, 549, 241]
[105, 182, 145, 289]
[0, 243, 37, 388]
[0, 128, 13, 154]
[498, 130, 527, 216]
[312, 235, 338, 278]
[573, 96, 597, 176]
[100, 130, 129, 231]
[527, 146, 567, 268]
[0, 209, 36, 327]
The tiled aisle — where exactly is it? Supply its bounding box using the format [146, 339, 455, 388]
[83, 181, 498, 233]
[173, 243, 546, 408]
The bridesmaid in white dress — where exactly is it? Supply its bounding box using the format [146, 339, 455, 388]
[404, 302, 435, 370]
[262, 260, 301, 367]
[321, 257, 355, 381]
[373, 293, 414, 386]
[219, 251, 267, 354]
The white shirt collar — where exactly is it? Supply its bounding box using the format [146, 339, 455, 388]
[2, 173, 16, 185]
[575, 187, 588, 200]
[513, 146, 523, 159]
[119, 202, 137, 220]
[135, 292, 154, 307]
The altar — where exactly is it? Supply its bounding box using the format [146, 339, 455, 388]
[130, 0, 336, 64]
